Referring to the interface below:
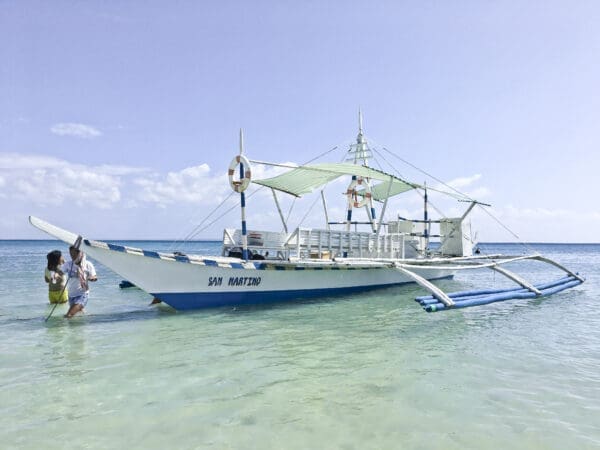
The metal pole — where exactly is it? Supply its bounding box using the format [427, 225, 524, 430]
[239, 129, 249, 261]
[423, 182, 429, 250]
[271, 188, 288, 233]
[460, 201, 478, 221]
[346, 175, 356, 232]
[320, 190, 330, 231]
[376, 176, 394, 237]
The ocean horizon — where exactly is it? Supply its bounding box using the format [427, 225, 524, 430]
[1, 240, 599, 449]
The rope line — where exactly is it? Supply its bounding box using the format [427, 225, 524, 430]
[372, 148, 447, 217]
[169, 190, 237, 251]
[185, 187, 265, 241]
[381, 147, 474, 201]
[379, 147, 534, 254]
[297, 193, 322, 228]
[171, 139, 537, 256]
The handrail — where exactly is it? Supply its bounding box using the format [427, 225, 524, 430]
[530, 255, 585, 282]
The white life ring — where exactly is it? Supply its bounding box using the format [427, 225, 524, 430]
[346, 176, 372, 208]
[228, 155, 252, 193]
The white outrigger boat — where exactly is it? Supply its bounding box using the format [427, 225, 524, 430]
[30, 115, 584, 312]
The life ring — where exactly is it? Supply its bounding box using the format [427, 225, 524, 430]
[346, 177, 372, 208]
[228, 155, 252, 193]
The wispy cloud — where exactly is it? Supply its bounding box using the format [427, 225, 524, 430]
[4, 152, 600, 241]
[131, 160, 293, 207]
[0, 153, 129, 209]
[96, 164, 150, 176]
[446, 174, 482, 189]
[501, 205, 573, 219]
[0, 153, 235, 209]
[0, 153, 67, 170]
[50, 122, 102, 139]
[430, 174, 491, 202]
[134, 164, 226, 206]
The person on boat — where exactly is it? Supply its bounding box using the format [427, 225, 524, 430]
[45, 250, 68, 304]
[62, 245, 97, 318]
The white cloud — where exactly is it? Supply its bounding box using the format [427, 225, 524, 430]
[96, 164, 150, 176]
[5, 152, 599, 242]
[133, 164, 230, 206]
[1, 153, 127, 209]
[0, 153, 257, 211]
[430, 174, 490, 198]
[469, 204, 600, 242]
[50, 123, 102, 139]
[131, 160, 294, 207]
[0, 153, 67, 170]
[501, 205, 572, 220]
[13, 165, 121, 209]
[446, 174, 482, 189]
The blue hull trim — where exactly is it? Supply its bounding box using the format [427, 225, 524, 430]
[153, 275, 454, 311]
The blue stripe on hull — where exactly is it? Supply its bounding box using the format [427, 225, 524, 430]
[153, 275, 453, 311]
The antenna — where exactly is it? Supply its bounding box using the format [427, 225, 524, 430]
[358, 107, 363, 134]
[346, 108, 372, 164]
[239, 128, 244, 155]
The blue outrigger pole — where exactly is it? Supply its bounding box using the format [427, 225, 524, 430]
[408, 255, 585, 312]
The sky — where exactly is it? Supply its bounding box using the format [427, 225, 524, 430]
[1, 1, 599, 242]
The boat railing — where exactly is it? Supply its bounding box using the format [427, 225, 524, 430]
[287, 227, 422, 260]
[222, 228, 291, 259]
[223, 225, 463, 261]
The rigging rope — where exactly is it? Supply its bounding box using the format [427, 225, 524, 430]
[477, 207, 538, 255]
[285, 197, 296, 227]
[172, 139, 536, 257]
[381, 147, 474, 201]
[304, 145, 338, 165]
[297, 193, 322, 228]
[183, 186, 265, 242]
[174, 147, 339, 249]
[372, 148, 447, 218]
[169, 190, 237, 251]
[379, 147, 536, 255]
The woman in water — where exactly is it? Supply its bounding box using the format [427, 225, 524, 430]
[45, 250, 68, 304]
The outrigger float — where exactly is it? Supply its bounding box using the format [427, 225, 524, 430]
[29, 114, 584, 312]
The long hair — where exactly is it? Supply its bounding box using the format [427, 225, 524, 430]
[46, 250, 62, 271]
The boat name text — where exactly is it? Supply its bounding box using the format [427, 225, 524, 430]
[208, 276, 262, 287]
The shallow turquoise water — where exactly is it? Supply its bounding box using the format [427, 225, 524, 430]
[1, 241, 599, 449]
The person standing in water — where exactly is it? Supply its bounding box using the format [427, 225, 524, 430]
[63, 245, 97, 318]
[45, 250, 68, 304]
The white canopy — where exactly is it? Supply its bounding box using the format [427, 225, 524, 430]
[253, 162, 421, 200]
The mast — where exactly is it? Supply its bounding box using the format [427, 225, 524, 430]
[423, 182, 430, 251]
[239, 129, 249, 260]
[351, 108, 371, 165]
[345, 109, 376, 231]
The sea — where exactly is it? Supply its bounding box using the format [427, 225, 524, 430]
[1, 240, 599, 449]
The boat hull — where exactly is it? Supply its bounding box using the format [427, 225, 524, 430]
[28, 216, 454, 311]
[153, 275, 454, 310]
[81, 240, 454, 310]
